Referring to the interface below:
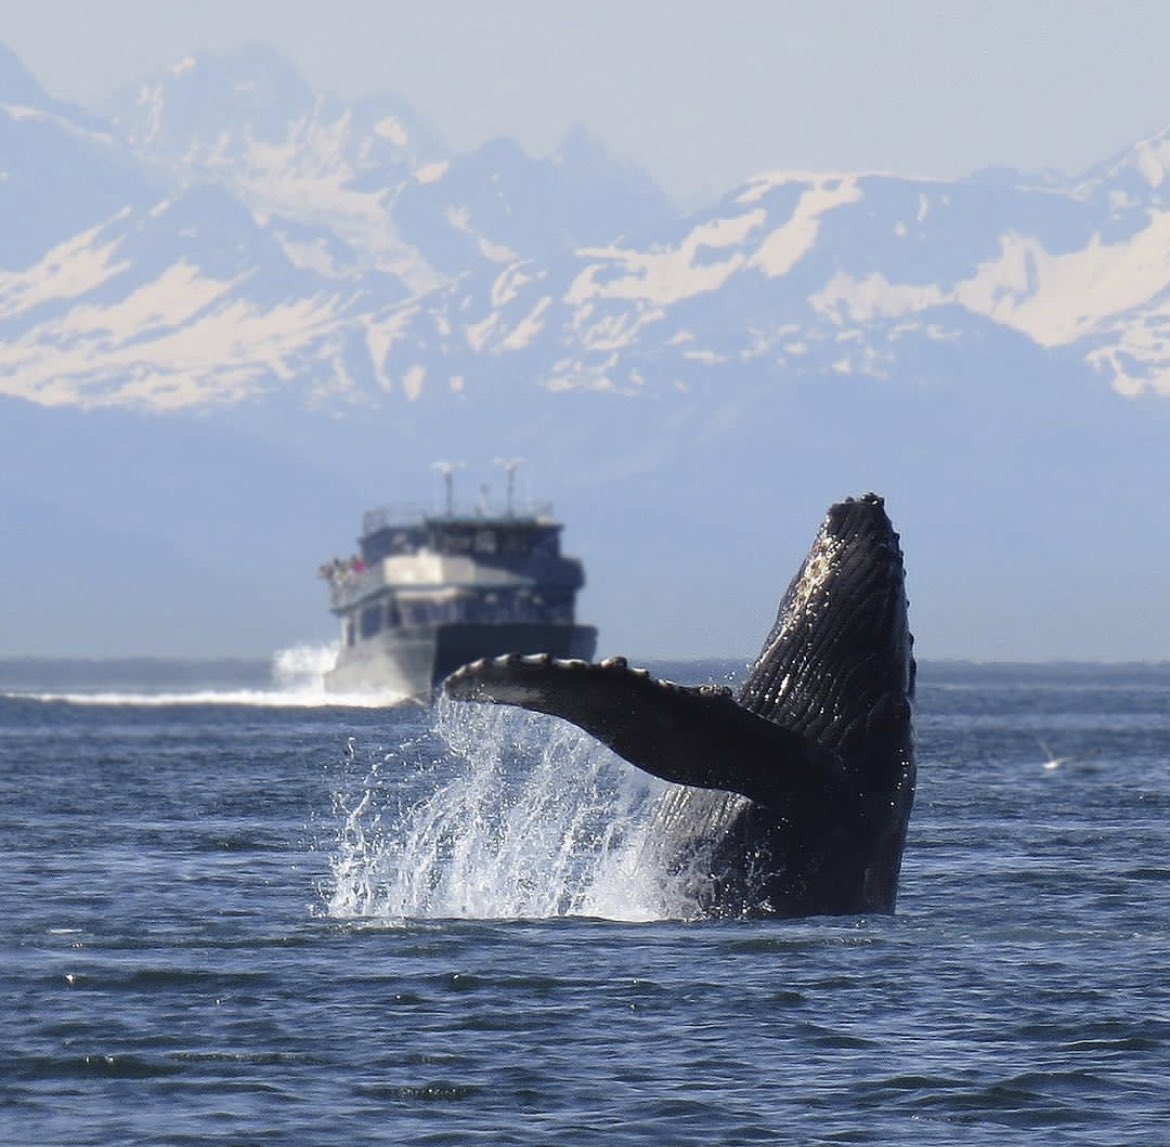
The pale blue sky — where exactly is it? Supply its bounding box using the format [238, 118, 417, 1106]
[1, 1, 1169, 206]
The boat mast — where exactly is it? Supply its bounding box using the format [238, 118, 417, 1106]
[493, 456, 524, 517]
[431, 459, 465, 517]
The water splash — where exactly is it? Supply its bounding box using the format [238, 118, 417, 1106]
[271, 643, 339, 690]
[263, 642, 408, 708]
[327, 698, 703, 922]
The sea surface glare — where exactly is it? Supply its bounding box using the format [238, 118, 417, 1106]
[2, 661, 1170, 1144]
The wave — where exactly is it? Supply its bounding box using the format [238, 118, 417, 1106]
[0, 643, 409, 709]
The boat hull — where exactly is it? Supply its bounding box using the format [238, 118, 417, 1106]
[324, 622, 598, 700]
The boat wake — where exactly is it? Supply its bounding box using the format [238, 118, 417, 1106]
[1, 644, 410, 709]
[326, 697, 701, 923]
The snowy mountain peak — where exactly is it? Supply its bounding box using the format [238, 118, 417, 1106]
[108, 44, 443, 174]
[109, 43, 316, 153]
[103, 46, 454, 292]
[1071, 125, 1170, 208]
[4, 39, 1170, 416]
[552, 124, 671, 217]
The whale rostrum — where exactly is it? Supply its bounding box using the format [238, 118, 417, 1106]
[442, 493, 916, 918]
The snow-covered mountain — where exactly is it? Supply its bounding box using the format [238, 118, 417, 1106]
[1, 44, 680, 410]
[5, 42, 1170, 409]
[106, 43, 446, 292]
[2, 42, 1169, 662]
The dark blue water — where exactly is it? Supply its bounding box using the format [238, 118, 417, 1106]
[3, 661, 1170, 1144]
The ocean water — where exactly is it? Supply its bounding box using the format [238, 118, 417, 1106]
[2, 657, 1170, 1145]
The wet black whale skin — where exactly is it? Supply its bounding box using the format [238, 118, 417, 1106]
[444, 494, 916, 918]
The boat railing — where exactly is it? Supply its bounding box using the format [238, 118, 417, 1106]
[327, 564, 383, 610]
[362, 498, 555, 536]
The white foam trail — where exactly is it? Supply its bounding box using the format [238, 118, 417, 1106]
[4, 643, 409, 709]
[327, 698, 703, 923]
[10, 687, 401, 708]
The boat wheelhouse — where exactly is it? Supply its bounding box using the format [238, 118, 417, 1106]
[322, 493, 596, 699]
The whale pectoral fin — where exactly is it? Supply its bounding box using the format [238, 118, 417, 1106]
[442, 655, 845, 809]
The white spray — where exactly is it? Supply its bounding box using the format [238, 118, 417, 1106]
[327, 698, 706, 922]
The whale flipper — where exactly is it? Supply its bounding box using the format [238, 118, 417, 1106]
[444, 655, 847, 811]
[441, 493, 915, 918]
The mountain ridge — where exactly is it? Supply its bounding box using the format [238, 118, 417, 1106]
[6, 42, 1170, 409]
[2, 42, 1169, 663]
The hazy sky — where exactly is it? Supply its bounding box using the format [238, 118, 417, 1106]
[2, 1, 1170, 206]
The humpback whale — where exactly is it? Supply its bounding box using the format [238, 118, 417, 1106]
[443, 493, 916, 918]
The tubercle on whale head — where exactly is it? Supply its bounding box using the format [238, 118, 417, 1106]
[826, 493, 914, 701]
[812, 493, 907, 606]
[823, 492, 899, 546]
[739, 491, 913, 728]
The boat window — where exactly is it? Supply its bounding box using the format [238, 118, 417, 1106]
[403, 601, 435, 626]
[497, 529, 537, 556]
[514, 589, 534, 621]
[540, 592, 574, 624]
[360, 605, 383, 639]
[436, 528, 473, 556]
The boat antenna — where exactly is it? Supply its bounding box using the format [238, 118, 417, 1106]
[493, 457, 524, 516]
[431, 460, 465, 517]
